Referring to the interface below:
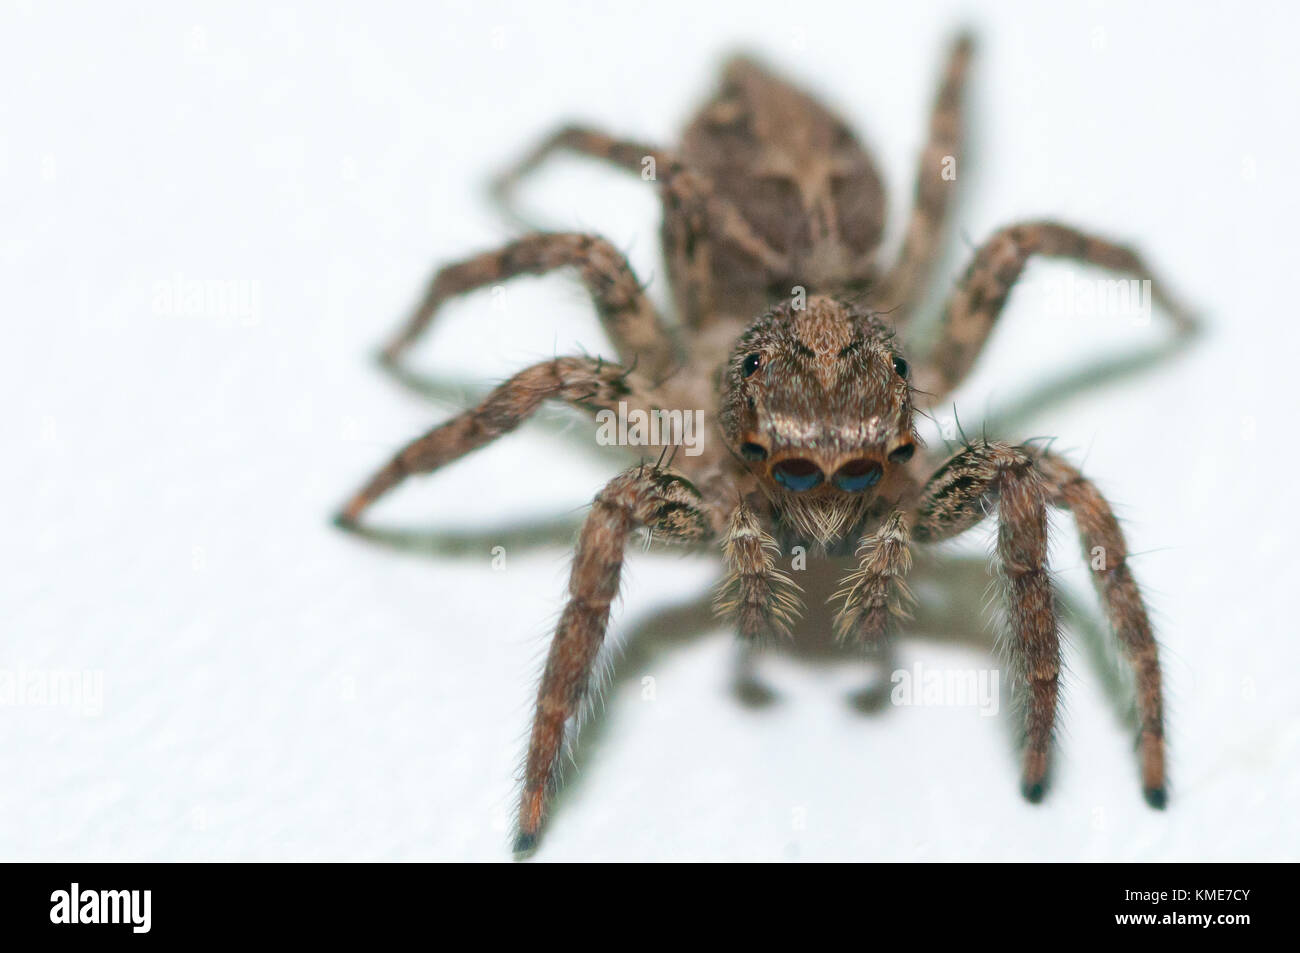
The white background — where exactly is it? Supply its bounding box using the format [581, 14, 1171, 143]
[2, 0, 1296, 861]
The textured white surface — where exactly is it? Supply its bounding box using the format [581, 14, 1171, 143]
[2, 0, 1296, 861]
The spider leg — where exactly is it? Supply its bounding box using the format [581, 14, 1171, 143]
[714, 500, 804, 640]
[1034, 451, 1166, 807]
[489, 123, 793, 330]
[515, 464, 715, 854]
[875, 32, 974, 322]
[490, 123, 674, 214]
[913, 441, 1060, 800]
[659, 166, 793, 329]
[914, 221, 1198, 406]
[380, 232, 679, 379]
[832, 510, 914, 651]
[334, 356, 656, 526]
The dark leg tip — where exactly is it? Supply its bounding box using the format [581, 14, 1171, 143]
[1143, 786, 1168, 810]
[1021, 780, 1046, 804]
[331, 511, 357, 532]
[512, 832, 538, 857]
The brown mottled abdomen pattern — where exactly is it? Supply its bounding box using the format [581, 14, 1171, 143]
[673, 56, 886, 315]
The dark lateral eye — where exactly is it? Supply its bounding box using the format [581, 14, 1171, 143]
[742, 353, 762, 377]
[892, 356, 909, 379]
[888, 444, 915, 465]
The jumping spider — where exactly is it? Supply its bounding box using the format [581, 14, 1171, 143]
[335, 34, 1196, 856]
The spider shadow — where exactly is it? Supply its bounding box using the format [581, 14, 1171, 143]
[543, 547, 1141, 846]
[960, 330, 1199, 439]
[338, 512, 584, 559]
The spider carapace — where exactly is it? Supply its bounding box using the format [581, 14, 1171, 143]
[336, 33, 1196, 855]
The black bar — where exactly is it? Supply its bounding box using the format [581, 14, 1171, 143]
[0, 862, 1275, 940]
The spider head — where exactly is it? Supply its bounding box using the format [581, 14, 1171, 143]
[720, 295, 918, 503]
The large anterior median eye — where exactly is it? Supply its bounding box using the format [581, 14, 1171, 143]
[771, 458, 823, 492]
[833, 459, 883, 492]
[892, 356, 909, 379]
[742, 353, 762, 377]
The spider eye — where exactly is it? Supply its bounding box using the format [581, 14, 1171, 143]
[888, 443, 915, 465]
[892, 356, 909, 379]
[771, 458, 824, 492]
[832, 459, 883, 492]
[742, 353, 762, 377]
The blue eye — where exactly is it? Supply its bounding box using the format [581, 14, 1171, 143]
[833, 459, 883, 492]
[771, 459, 823, 492]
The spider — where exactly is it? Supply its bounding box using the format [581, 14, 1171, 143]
[334, 33, 1196, 856]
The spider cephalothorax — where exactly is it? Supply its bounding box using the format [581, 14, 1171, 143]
[336, 33, 1195, 855]
[720, 296, 919, 549]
